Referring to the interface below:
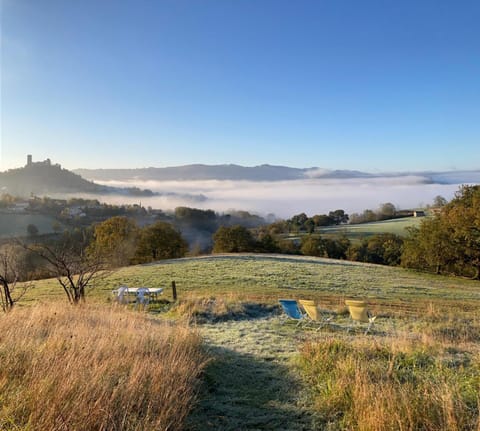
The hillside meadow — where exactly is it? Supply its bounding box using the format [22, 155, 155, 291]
[278, 216, 424, 248]
[8, 254, 480, 430]
[318, 216, 424, 240]
[0, 213, 60, 238]
[25, 254, 480, 312]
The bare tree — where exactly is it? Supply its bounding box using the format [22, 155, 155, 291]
[0, 244, 31, 312]
[24, 230, 111, 304]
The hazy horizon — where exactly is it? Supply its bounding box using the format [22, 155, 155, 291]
[3, 156, 480, 175]
[75, 163, 480, 176]
[2, 156, 478, 218]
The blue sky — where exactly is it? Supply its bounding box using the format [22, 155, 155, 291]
[1, 0, 479, 171]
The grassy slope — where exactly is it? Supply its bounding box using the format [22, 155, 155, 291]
[318, 216, 424, 241]
[20, 254, 480, 430]
[27, 254, 480, 310]
[0, 213, 60, 237]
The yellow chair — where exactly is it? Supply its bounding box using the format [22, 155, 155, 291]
[345, 300, 377, 334]
[299, 299, 333, 330]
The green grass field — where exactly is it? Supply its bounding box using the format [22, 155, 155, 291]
[25, 253, 480, 314]
[280, 217, 425, 244]
[318, 216, 424, 241]
[0, 213, 61, 238]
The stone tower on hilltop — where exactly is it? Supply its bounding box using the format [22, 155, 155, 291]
[25, 155, 59, 168]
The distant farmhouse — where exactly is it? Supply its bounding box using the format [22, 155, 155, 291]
[61, 206, 87, 219]
[10, 202, 29, 213]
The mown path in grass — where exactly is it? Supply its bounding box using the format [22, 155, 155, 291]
[186, 315, 315, 431]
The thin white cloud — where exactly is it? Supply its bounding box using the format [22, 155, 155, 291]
[304, 168, 332, 178]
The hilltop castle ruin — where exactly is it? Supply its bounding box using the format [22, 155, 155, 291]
[26, 155, 61, 169]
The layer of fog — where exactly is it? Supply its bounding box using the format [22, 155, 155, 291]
[83, 175, 474, 218]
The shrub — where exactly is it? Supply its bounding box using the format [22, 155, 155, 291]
[134, 221, 188, 263]
[301, 235, 326, 257]
[300, 235, 350, 259]
[27, 223, 39, 236]
[89, 216, 139, 267]
[212, 225, 256, 253]
[347, 233, 403, 266]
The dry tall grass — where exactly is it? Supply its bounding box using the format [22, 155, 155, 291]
[0, 303, 207, 431]
[300, 337, 480, 431]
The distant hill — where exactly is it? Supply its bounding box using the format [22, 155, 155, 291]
[0, 161, 156, 197]
[74, 164, 480, 185]
[3, 159, 478, 199]
[74, 164, 376, 182]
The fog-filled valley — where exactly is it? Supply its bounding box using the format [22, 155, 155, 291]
[3, 159, 478, 217]
[85, 175, 471, 217]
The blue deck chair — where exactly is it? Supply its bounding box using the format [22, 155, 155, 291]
[279, 299, 306, 327]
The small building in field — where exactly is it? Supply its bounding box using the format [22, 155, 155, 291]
[396, 209, 414, 217]
[62, 206, 86, 218]
[11, 202, 29, 213]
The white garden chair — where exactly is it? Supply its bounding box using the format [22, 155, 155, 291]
[115, 285, 129, 304]
[135, 287, 150, 310]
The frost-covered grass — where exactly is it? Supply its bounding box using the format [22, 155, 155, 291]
[187, 316, 314, 430]
[183, 298, 480, 430]
[24, 254, 480, 311]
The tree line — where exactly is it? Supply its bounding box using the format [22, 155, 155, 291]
[213, 225, 404, 265]
[401, 185, 480, 279]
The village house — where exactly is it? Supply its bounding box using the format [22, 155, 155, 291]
[413, 210, 426, 217]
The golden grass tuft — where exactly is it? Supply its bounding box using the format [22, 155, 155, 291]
[300, 336, 480, 431]
[0, 303, 207, 431]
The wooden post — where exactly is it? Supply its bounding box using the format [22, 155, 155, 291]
[171, 280, 177, 301]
